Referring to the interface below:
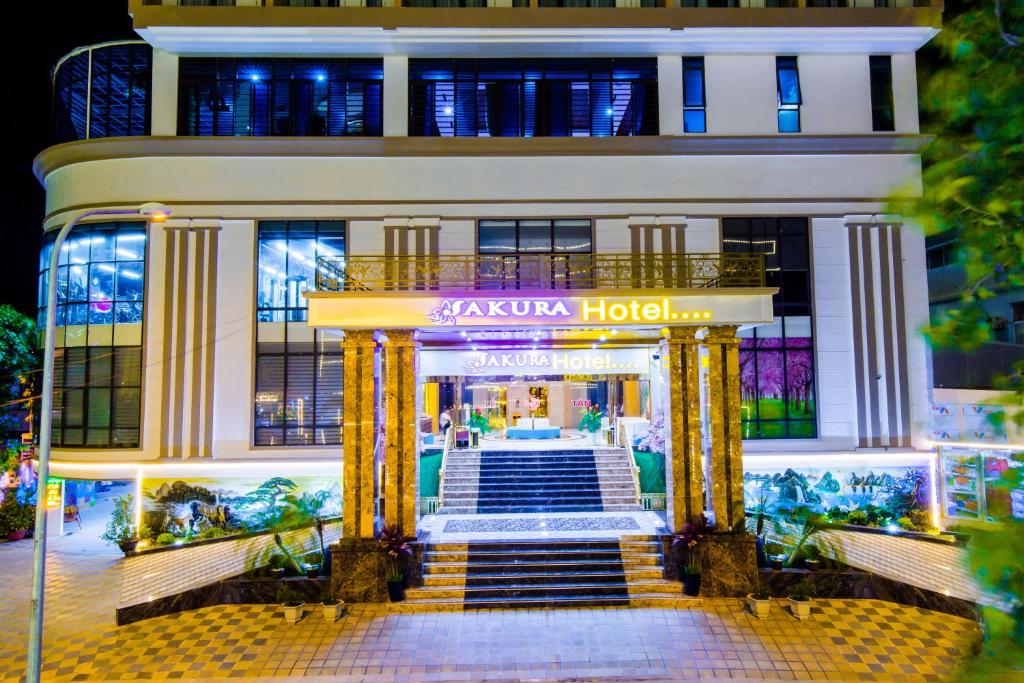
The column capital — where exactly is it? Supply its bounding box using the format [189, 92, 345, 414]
[341, 330, 378, 349]
[380, 329, 420, 347]
[704, 325, 741, 344]
[662, 327, 701, 344]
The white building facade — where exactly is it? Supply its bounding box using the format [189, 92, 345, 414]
[35, 0, 944, 539]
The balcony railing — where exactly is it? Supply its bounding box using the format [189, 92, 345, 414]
[141, 0, 932, 7]
[315, 253, 765, 292]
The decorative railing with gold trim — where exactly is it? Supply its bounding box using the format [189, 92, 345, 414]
[315, 252, 764, 292]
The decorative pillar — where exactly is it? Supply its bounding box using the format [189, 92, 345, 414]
[382, 330, 420, 536]
[341, 330, 378, 539]
[661, 327, 704, 532]
[705, 325, 745, 532]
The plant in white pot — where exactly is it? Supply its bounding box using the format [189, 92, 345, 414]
[578, 405, 604, 445]
[787, 578, 815, 620]
[279, 587, 305, 624]
[101, 494, 148, 555]
[746, 585, 772, 619]
[321, 587, 345, 623]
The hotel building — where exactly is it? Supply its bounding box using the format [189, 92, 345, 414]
[33, 0, 951, 602]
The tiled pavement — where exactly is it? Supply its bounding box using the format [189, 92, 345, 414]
[0, 532, 982, 682]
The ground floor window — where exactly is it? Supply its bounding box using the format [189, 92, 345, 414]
[51, 346, 142, 447]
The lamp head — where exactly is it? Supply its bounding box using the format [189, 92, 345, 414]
[138, 202, 171, 222]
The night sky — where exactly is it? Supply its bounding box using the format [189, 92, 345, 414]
[4, 2, 135, 318]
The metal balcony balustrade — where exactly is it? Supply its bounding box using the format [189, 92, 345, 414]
[141, 0, 933, 8]
[315, 252, 765, 292]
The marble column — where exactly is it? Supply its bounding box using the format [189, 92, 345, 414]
[705, 325, 745, 532]
[382, 329, 420, 536]
[661, 327, 704, 532]
[341, 330, 378, 539]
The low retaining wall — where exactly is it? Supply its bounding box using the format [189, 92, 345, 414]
[117, 521, 341, 624]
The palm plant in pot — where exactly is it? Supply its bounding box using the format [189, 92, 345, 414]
[377, 525, 413, 602]
[279, 587, 305, 624]
[764, 541, 787, 570]
[101, 494, 148, 554]
[0, 495, 35, 542]
[787, 578, 815, 620]
[671, 517, 705, 597]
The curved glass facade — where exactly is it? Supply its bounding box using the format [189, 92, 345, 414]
[51, 42, 152, 144]
[38, 222, 148, 448]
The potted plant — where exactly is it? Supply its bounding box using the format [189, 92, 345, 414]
[279, 587, 305, 624]
[303, 552, 322, 579]
[268, 553, 287, 579]
[0, 495, 35, 542]
[671, 517, 705, 596]
[377, 524, 413, 602]
[101, 494, 148, 555]
[321, 588, 344, 623]
[764, 541, 786, 570]
[746, 585, 772, 619]
[787, 578, 815, 620]
[803, 544, 822, 571]
[578, 405, 604, 444]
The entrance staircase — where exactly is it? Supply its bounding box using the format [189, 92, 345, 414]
[438, 447, 641, 514]
[392, 537, 698, 611]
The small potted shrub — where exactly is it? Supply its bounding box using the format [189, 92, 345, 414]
[787, 578, 815, 620]
[101, 494, 148, 555]
[321, 588, 344, 623]
[0, 496, 36, 542]
[681, 564, 702, 597]
[746, 585, 772, 619]
[764, 541, 786, 571]
[578, 405, 604, 444]
[377, 525, 413, 602]
[279, 587, 305, 624]
[303, 552, 322, 579]
[671, 518, 705, 597]
[803, 544, 822, 571]
[268, 553, 287, 579]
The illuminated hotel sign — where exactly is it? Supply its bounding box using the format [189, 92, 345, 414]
[419, 348, 650, 377]
[307, 290, 774, 330]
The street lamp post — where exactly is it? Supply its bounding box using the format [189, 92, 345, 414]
[26, 203, 170, 683]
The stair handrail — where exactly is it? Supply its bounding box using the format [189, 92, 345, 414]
[437, 426, 455, 507]
[617, 418, 643, 507]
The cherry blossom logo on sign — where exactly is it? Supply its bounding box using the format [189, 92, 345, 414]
[427, 298, 572, 326]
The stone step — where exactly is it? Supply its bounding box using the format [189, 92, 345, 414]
[423, 549, 663, 565]
[437, 503, 642, 514]
[422, 567, 665, 585]
[387, 593, 702, 612]
[441, 473, 635, 483]
[425, 539, 627, 552]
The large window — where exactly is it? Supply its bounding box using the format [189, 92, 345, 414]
[255, 221, 346, 446]
[723, 217, 816, 439]
[776, 57, 801, 134]
[179, 58, 383, 137]
[477, 219, 593, 289]
[869, 55, 895, 132]
[51, 42, 152, 144]
[682, 57, 706, 134]
[409, 59, 658, 137]
[38, 222, 148, 448]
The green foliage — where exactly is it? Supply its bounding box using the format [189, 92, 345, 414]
[100, 494, 147, 545]
[578, 405, 604, 433]
[896, 516, 915, 531]
[468, 409, 491, 433]
[764, 541, 786, 557]
[197, 526, 228, 541]
[846, 510, 869, 526]
[0, 305, 39, 433]
[893, 0, 1024, 422]
[787, 578, 816, 602]
[155, 532, 176, 546]
[682, 563, 701, 576]
[0, 495, 35, 536]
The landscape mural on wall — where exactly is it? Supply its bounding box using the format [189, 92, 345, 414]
[743, 464, 932, 529]
[140, 475, 341, 544]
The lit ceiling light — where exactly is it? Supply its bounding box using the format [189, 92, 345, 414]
[443, 106, 454, 116]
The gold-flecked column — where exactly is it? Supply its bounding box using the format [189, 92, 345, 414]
[705, 325, 745, 531]
[382, 330, 420, 536]
[661, 327, 704, 532]
[341, 330, 378, 539]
